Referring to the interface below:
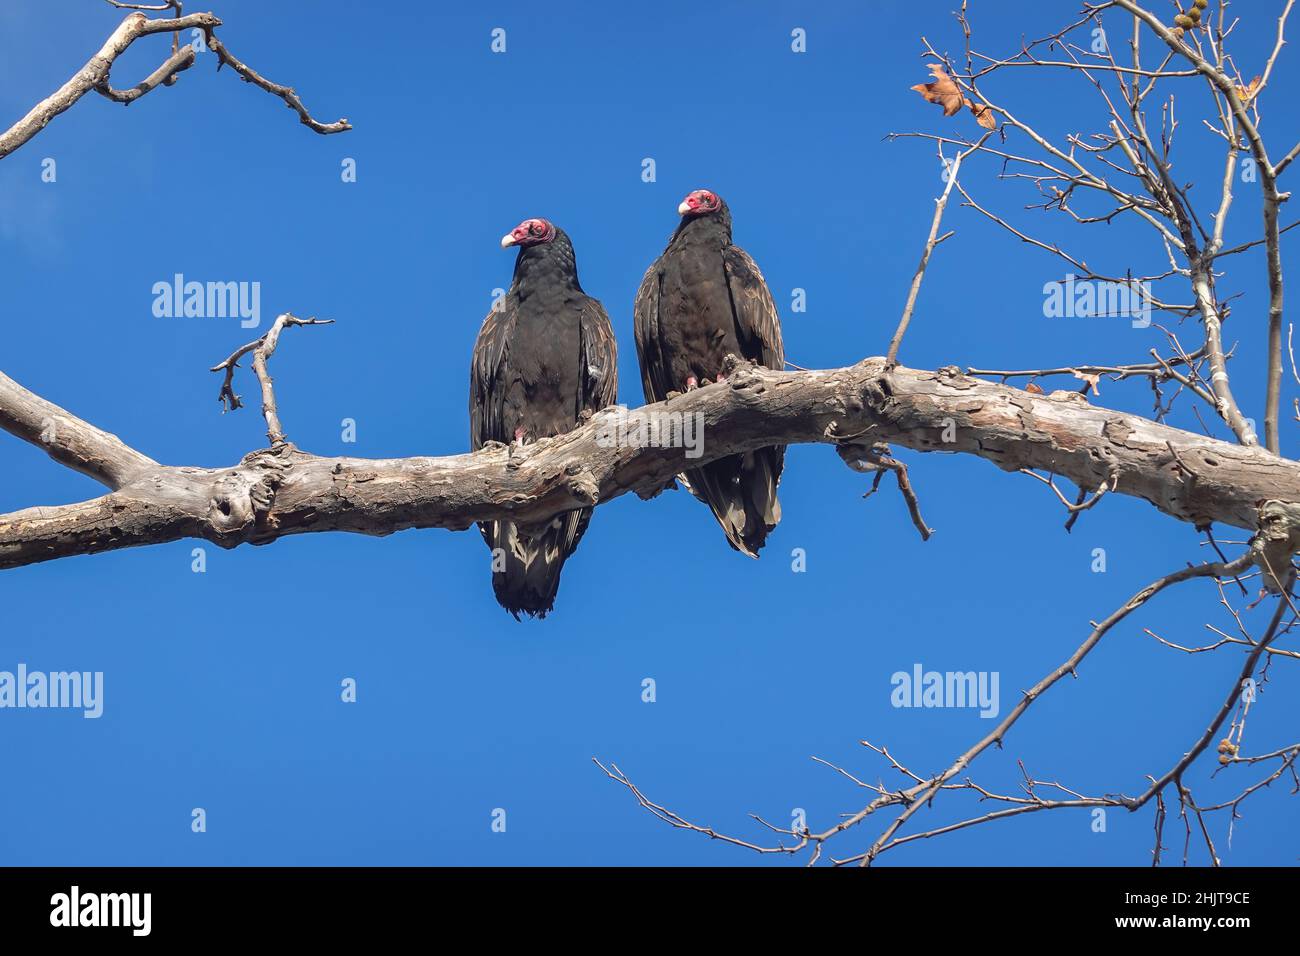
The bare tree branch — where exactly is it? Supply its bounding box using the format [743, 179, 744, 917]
[0, 9, 349, 161]
[201, 29, 351, 134]
[94, 43, 196, 104]
[0, 12, 218, 159]
[1113, 0, 1293, 453]
[4, 355, 1300, 571]
[0, 372, 158, 490]
[209, 313, 335, 445]
[596, 551, 1262, 866]
[887, 133, 992, 364]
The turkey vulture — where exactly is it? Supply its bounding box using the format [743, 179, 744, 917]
[469, 218, 618, 618]
[633, 190, 785, 557]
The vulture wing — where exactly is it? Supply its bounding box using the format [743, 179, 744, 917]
[578, 296, 619, 414]
[632, 258, 673, 403]
[723, 244, 784, 372]
[469, 305, 515, 452]
[682, 243, 785, 556]
[564, 295, 619, 554]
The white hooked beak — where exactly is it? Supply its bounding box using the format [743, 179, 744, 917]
[500, 233, 518, 249]
[677, 200, 693, 215]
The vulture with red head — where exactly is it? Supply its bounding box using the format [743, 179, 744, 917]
[633, 190, 786, 557]
[470, 218, 617, 618]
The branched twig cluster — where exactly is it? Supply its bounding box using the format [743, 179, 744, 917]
[599, 558, 1296, 865]
[0, 4, 349, 161]
[210, 313, 334, 445]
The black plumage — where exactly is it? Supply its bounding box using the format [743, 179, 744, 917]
[633, 190, 785, 557]
[470, 219, 617, 618]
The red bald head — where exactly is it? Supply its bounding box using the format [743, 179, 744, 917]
[677, 189, 723, 217]
[501, 218, 556, 249]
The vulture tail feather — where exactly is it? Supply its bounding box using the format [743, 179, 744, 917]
[682, 447, 784, 558]
[482, 511, 588, 619]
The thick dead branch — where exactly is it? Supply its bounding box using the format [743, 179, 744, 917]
[0, 373, 158, 490]
[4, 357, 1300, 570]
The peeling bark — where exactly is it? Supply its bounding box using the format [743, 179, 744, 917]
[4, 358, 1299, 571]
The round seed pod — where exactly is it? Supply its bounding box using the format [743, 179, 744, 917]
[1175, 13, 1194, 28]
[1189, 7, 1202, 22]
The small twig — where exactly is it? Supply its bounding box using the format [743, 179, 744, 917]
[887, 133, 992, 365]
[844, 442, 934, 540]
[1019, 469, 1118, 530]
[209, 313, 334, 446]
[202, 29, 351, 134]
[968, 349, 1207, 383]
[94, 44, 195, 103]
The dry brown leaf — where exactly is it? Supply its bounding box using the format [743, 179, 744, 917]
[969, 100, 997, 129]
[911, 64, 965, 117]
[1237, 75, 1262, 103]
[1072, 370, 1101, 396]
[1025, 382, 1045, 395]
[912, 64, 996, 129]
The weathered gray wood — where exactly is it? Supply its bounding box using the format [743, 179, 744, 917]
[0, 12, 220, 160]
[3, 357, 1298, 571]
[0, 371, 158, 489]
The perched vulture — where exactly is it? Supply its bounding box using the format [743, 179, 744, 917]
[633, 189, 786, 557]
[469, 218, 618, 618]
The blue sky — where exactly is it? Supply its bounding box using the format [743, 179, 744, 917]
[1, 1, 1296, 865]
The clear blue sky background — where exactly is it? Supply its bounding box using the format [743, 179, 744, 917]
[1, 1, 1296, 866]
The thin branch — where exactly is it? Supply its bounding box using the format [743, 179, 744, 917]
[1113, 0, 1292, 454]
[94, 44, 196, 103]
[845, 441, 935, 540]
[202, 29, 351, 134]
[210, 313, 334, 446]
[0, 9, 350, 162]
[0, 11, 219, 160]
[887, 133, 991, 364]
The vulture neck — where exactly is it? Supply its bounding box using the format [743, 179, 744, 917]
[671, 212, 732, 250]
[513, 244, 582, 294]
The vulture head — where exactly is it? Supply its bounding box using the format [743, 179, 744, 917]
[677, 189, 726, 218]
[500, 217, 557, 249]
[499, 218, 580, 287]
[674, 190, 732, 240]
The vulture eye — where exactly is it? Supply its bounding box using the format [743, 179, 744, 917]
[531, 223, 544, 235]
